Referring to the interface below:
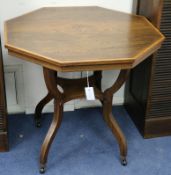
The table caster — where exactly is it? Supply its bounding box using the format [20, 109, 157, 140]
[35, 119, 41, 128]
[120, 156, 127, 166]
[39, 166, 46, 174]
[36, 121, 41, 128]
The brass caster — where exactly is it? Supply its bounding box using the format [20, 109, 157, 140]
[39, 166, 46, 174]
[120, 156, 127, 166]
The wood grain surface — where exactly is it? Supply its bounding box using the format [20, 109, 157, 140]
[4, 6, 164, 72]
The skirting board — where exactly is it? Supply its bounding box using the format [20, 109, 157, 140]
[25, 104, 75, 114]
[24, 96, 124, 114]
[75, 96, 124, 109]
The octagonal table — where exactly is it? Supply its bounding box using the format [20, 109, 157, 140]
[4, 6, 164, 173]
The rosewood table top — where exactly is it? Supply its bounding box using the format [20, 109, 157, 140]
[4, 6, 164, 72]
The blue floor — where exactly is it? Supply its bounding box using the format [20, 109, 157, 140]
[0, 106, 171, 175]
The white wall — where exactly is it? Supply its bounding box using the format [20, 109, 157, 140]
[0, 0, 134, 114]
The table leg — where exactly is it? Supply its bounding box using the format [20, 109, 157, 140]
[102, 70, 130, 165]
[34, 93, 53, 127]
[37, 68, 129, 173]
[40, 99, 63, 173]
[39, 67, 63, 173]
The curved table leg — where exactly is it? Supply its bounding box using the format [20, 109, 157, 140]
[103, 70, 130, 166]
[34, 93, 53, 127]
[38, 67, 130, 173]
[39, 67, 63, 173]
[40, 100, 63, 173]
